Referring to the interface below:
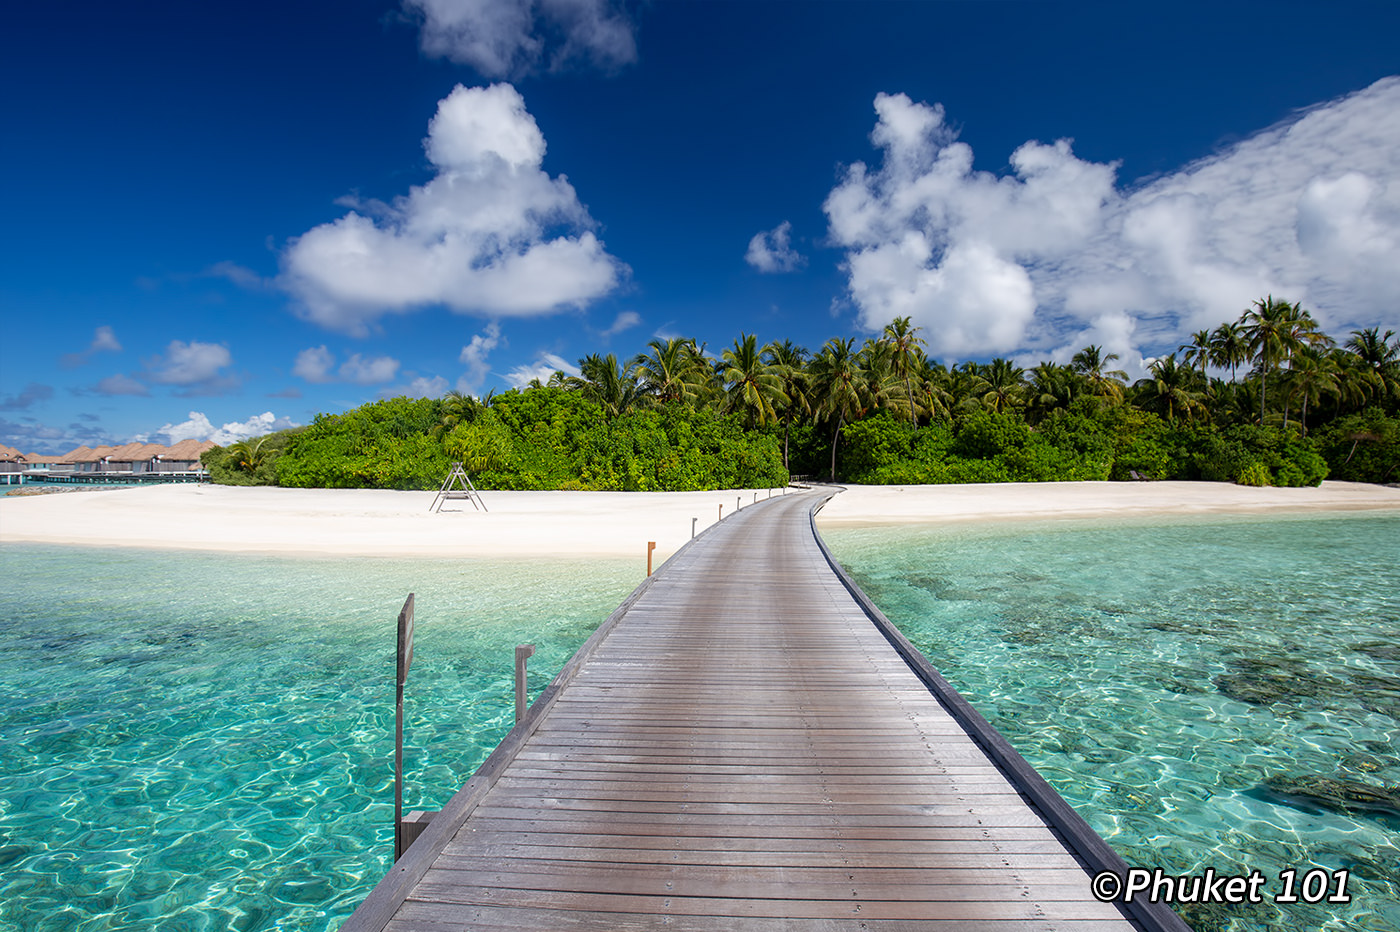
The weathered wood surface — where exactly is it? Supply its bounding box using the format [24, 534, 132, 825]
[344, 490, 1182, 931]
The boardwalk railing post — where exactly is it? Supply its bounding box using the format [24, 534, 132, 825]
[718, 503, 723, 521]
[691, 517, 697, 539]
[394, 593, 415, 862]
[515, 644, 536, 722]
[647, 541, 656, 576]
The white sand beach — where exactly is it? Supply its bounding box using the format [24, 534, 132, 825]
[2, 480, 1397, 561]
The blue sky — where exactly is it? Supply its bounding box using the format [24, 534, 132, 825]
[2, 1, 1398, 452]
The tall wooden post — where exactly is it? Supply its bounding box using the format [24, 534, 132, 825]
[394, 593, 415, 862]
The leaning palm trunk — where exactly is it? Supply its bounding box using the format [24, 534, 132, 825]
[829, 416, 844, 481]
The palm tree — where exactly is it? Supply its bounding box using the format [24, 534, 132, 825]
[855, 339, 905, 420]
[1345, 327, 1400, 405]
[1282, 348, 1340, 436]
[634, 337, 708, 408]
[1026, 362, 1083, 423]
[762, 339, 810, 470]
[881, 316, 926, 425]
[1179, 329, 1213, 377]
[1134, 354, 1206, 424]
[433, 389, 479, 440]
[914, 358, 954, 422]
[720, 334, 788, 428]
[1209, 321, 1250, 382]
[568, 353, 646, 418]
[1070, 345, 1127, 402]
[970, 358, 1026, 413]
[227, 435, 270, 474]
[1238, 296, 1328, 424]
[806, 337, 866, 481]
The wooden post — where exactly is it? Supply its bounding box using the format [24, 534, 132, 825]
[691, 517, 697, 538]
[646, 541, 656, 576]
[515, 644, 536, 723]
[718, 503, 723, 521]
[394, 593, 415, 862]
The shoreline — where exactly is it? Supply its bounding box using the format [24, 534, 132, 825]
[2, 481, 1397, 560]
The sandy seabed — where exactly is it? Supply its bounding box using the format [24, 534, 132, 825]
[1, 480, 1397, 563]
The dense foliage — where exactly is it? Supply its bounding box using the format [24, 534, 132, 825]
[204, 300, 1399, 489]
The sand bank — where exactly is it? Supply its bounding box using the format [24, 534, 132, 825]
[817, 479, 1400, 527]
[2, 481, 1396, 560]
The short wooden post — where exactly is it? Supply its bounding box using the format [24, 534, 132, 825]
[515, 644, 536, 723]
[646, 541, 656, 576]
[691, 517, 697, 538]
[736, 496, 741, 512]
[718, 503, 723, 521]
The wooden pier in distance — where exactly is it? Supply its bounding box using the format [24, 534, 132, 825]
[343, 489, 1189, 931]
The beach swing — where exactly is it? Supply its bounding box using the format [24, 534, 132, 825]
[430, 462, 488, 513]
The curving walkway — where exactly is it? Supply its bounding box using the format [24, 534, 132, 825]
[343, 489, 1187, 931]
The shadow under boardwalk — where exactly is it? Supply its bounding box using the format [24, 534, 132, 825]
[343, 490, 1189, 931]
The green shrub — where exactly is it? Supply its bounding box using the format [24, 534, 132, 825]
[1235, 461, 1271, 487]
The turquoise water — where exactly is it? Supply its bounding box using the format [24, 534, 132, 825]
[824, 512, 1400, 932]
[3, 513, 1397, 932]
[0, 545, 638, 932]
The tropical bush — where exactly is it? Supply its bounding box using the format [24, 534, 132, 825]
[211, 307, 1396, 491]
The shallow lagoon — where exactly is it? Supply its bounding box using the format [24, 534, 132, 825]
[0, 545, 638, 931]
[824, 511, 1400, 932]
[1, 509, 1397, 932]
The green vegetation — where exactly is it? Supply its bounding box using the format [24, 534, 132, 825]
[203, 302, 1400, 490]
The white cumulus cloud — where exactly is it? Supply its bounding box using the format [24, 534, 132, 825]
[152, 411, 299, 446]
[405, 0, 637, 78]
[745, 221, 806, 273]
[282, 83, 625, 336]
[292, 345, 336, 383]
[826, 77, 1400, 363]
[143, 340, 237, 394]
[338, 354, 402, 385]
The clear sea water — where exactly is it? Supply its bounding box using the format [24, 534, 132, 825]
[0, 545, 638, 932]
[1, 511, 1397, 932]
[824, 511, 1400, 932]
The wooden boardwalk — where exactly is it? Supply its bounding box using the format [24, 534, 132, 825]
[344, 490, 1188, 931]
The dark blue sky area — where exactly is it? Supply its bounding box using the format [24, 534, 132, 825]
[2, 1, 1397, 451]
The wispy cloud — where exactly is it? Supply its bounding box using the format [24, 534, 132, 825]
[60, 325, 123, 369]
[204, 260, 274, 290]
[826, 78, 1400, 368]
[281, 83, 626, 336]
[405, 0, 638, 79]
[459, 322, 502, 391]
[0, 383, 55, 412]
[598, 310, 641, 338]
[504, 351, 579, 388]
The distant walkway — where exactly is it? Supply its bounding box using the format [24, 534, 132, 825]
[343, 490, 1187, 930]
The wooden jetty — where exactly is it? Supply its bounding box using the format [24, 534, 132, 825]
[343, 489, 1189, 931]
